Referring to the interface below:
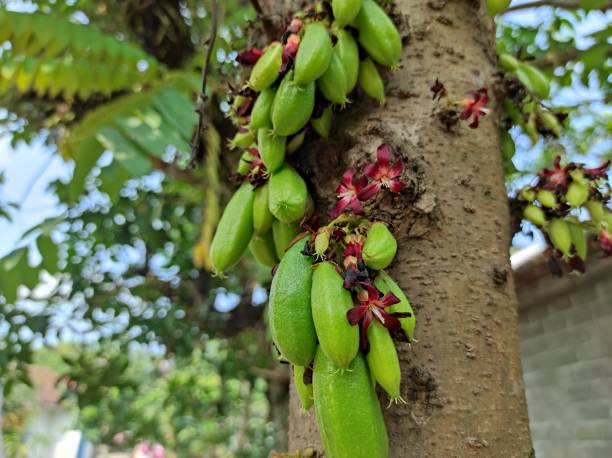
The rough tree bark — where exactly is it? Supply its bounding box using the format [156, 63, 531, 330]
[257, 0, 534, 456]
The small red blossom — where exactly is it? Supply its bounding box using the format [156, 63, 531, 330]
[331, 169, 377, 218]
[599, 229, 612, 257]
[537, 156, 575, 192]
[430, 78, 447, 101]
[287, 18, 302, 34]
[236, 48, 263, 66]
[457, 88, 490, 128]
[343, 239, 364, 270]
[583, 161, 610, 180]
[363, 144, 406, 194]
[342, 238, 369, 288]
[281, 34, 300, 73]
[347, 283, 409, 350]
[236, 97, 254, 117]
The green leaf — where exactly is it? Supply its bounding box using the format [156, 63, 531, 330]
[580, 0, 607, 9]
[37, 234, 59, 274]
[69, 137, 105, 202]
[96, 127, 153, 177]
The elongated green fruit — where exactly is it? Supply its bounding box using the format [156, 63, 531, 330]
[548, 218, 572, 256]
[586, 200, 604, 222]
[317, 49, 349, 105]
[294, 22, 333, 85]
[313, 349, 388, 458]
[253, 183, 274, 234]
[268, 166, 309, 223]
[335, 29, 360, 92]
[272, 220, 302, 259]
[237, 149, 255, 175]
[537, 189, 557, 209]
[249, 42, 283, 91]
[249, 231, 279, 267]
[272, 70, 316, 136]
[568, 223, 587, 260]
[516, 63, 550, 99]
[249, 87, 275, 130]
[363, 222, 397, 270]
[538, 110, 562, 136]
[258, 128, 286, 173]
[311, 262, 359, 369]
[366, 320, 401, 400]
[269, 237, 316, 366]
[354, 0, 401, 68]
[229, 130, 255, 150]
[311, 106, 333, 138]
[210, 183, 254, 273]
[486, 0, 511, 16]
[374, 271, 415, 341]
[332, 0, 362, 27]
[294, 365, 314, 411]
[358, 58, 385, 104]
[523, 204, 546, 227]
[565, 181, 589, 208]
[498, 53, 519, 72]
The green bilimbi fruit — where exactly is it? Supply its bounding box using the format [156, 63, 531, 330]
[272, 70, 316, 136]
[354, 0, 402, 68]
[229, 130, 255, 150]
[586, 200, 604, 222]
[565, 180, 589, 208]
[538, 110, 562, 137]
[313, 349, 388, 458]
[268, 166, 309, 223]
[363, 222, 397, 270]
[358, 58, 385, 104]
[486, 0, 511, 15]
[548, 218, 572, 256]
[374, 271, 415, 341]
[537, 189, 557, 209]
[249, 41, 283, 91]
[272, 220, 302, 259]
[317, 49, 349, 105]
[498, 53, 519, 72]
[516, 63, 550, 99]
[294, 22, 333, 85]
[525, 112, 538, 145]
[366, 320, 402, 401]
[287, 129, 307, 154]
[311, 106, 333, 138]
[523, 204, 546, 227]
[258, 128, 286, 173]
[335, 29, 360, 92]
[237, 149, 255, 175]
[249, 231, 279, 268]
[331, 0, 362, 27]
[269, 237, 317, 366]
[568, 223, 587, 260]
[249, 87, 275, 130]
[210, 183, 255, 273]
[253, 183, 274, 234]
[311, 262, 359, 369]
[520, 187, 536, 202]
[294, 365, 314, 411]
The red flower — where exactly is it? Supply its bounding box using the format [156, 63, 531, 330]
[583, 161, 610, 180]
[599, 229, 612, 257]
[330, 169, 377, 218]
[458, 88, 489, 128]
[236, 48, 263, 66]
[281, 34, 300, 73]
[363, 144, 406, 194]
[343, 239, 364, 270]
[287, 18, 302, 34]
[537, 156, 575, 192]
[430, 78, 447, 101]
[347, 283, 408, 350]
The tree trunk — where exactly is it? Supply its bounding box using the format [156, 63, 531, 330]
[258, 0, 534, 456]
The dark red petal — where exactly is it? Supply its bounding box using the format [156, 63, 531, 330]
[380, 291, 400, 308]
[459, 107, 473, 121]
[236, 48, 263, 66]
[342, 168, 357, 186]
[363, 162, 381, 180]
[349, 196, 365, 215]
[469, 116, 479, 129]
[364, 283, 381, 302]
[360, 312, 373, 350]
[389, 159, 404, 178]
[330, 197, 351, 218]
[377, 309, 403, 331]
[357, 182, 381, 201]
[347, 305, 367, 325]
[376, 144, 391, 166]
[354, 174, 369, 191]
[388, 180, 406, 193]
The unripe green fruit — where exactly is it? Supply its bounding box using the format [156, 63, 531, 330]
[525, 112, 539, 145]
[287, 129, 307, 154]
[586, 200, 604, 222]
[523, 204, 546, 226]
[237, 149, 256, 175]
[537, 189, 557, 209]
[294, 22, 333, 85]
[331, 0, 362, 28]
[258, 128, 286, 173]
[210, 183, 255, 273]
[366, 320, 401, 400]
[268, 166, 309, 223]
[498, 53, 519, 72]
[311, 262, 359, 369]
[548, 218, 572, 256]
[538, 110, 562, 137]
[294, 365, 314, 411]
[314, 230, 330, 258]
[311, 106, 333, 138]
[249, 231, 279, 267]
[486, 0, 511, 15]
[362, 222, 397, 270]
[249, 42, 283, 91]
[354, 0, 402, 68]
[568, 223, 587, 260]
[253, 183, 274, 234]
[249, 87, 275, 130]
[358, 58, 385, 104]
[335, 29, 360, 92]
[229, 130, 255, 150]
[516, 63, 550, 99]
[520, 187, 536, 202]
[565, 181, 589, 208]
[269, 237, 317, 366]
[272, 220, 302, 259]
[272, 70, 316, 136]
[374, 271, 415, 341]
[313, 349, 388, 458]
[317, 49, 349, 105]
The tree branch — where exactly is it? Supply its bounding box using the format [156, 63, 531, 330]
[190, 0, 218, 168]
[505, 1, 612, 13]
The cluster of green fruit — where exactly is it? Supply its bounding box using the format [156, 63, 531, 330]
[269, 217, 415, 458]
[519, 157, 611, 267]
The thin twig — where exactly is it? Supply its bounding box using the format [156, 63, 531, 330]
[190, 0, 218, 168]
[505, 0, 612, 13]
